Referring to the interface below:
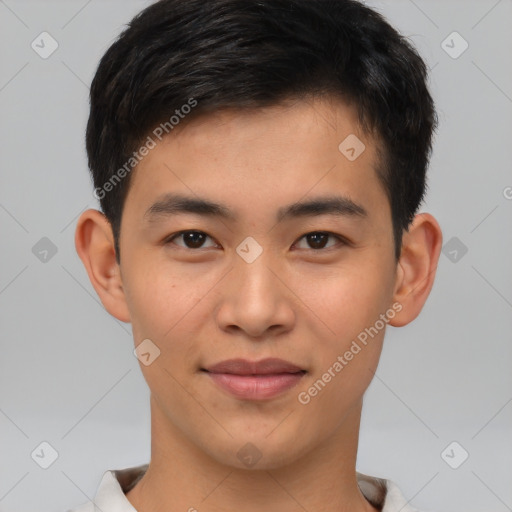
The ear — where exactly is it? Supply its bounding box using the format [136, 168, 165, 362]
[74, 209, 131, 323]
[388, 212, 443, 327]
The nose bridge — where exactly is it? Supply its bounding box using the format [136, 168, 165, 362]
[233, 238, 280, 306]
[215, 238, 295, 337]
[232, 222, 291, 296]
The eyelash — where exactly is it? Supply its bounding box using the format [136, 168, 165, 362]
[164, 230, 348, 251]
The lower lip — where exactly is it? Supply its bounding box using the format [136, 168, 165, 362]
[204, 371, 305, 400]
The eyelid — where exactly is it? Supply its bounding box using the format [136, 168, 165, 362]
[292, 231, 348, 250]
[164, 230, 349, 251]
[164, 230, 219, 248]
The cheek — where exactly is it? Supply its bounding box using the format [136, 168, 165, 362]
[125, 261, 201, 338]
[295, 260, 393, 400]
[125, 271, 204, 402]
[125, 262, 224, 381]
[296, 260, 394, 340]
[297, 273, 389, 422]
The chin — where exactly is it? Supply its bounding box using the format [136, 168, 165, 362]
[203, 429, 310, 471]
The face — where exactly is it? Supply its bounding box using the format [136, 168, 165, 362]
[117, 97, 399, 469]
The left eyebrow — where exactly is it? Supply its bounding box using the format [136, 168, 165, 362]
[143, 193, 368, 223]
[276, 195, 368, 222]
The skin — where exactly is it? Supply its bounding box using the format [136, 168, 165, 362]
[75, 96, 442, 512]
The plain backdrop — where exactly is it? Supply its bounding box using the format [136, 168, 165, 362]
[0, 1, 511, 511]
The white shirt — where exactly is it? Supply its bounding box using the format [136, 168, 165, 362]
[67, 464, 423, 512]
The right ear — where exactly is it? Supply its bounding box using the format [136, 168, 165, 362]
[74, 209, 131, 323]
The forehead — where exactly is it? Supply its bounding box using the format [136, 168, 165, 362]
[124, 97, 387, 223]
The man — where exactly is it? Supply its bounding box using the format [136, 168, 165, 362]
[72, 1, 442, 510]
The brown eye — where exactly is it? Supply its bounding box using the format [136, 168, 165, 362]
[294, 232, 345, 250]
[166, 231, 217, 249]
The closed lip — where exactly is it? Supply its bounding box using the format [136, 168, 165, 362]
[202, 358, 306, 375]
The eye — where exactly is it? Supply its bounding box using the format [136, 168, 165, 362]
[164, 230, 218, 249]
[164, 230, 347, 251]
[293, 231, 346, 250]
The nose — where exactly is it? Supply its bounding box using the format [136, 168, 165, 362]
[214, 250, 296, 339]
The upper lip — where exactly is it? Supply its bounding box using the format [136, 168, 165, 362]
[203, 358, 306, 375]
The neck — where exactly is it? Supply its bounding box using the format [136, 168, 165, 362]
[126, 395, 378, 512]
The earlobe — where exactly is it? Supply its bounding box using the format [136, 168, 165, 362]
[74, 209, 131, 323]
[388, 213, 443, 327]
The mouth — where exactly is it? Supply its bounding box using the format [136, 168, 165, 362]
[202, 357, 306, 375]
[200, 358, 307, 400]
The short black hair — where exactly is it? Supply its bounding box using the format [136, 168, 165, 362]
[86, 0, 437, 263]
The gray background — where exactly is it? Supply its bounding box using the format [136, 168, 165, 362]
[1, 1, 511, 511]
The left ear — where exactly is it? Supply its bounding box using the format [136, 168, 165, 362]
[388, 212, 443, 327]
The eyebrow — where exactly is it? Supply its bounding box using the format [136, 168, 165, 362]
[144, 193, 368, 224]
